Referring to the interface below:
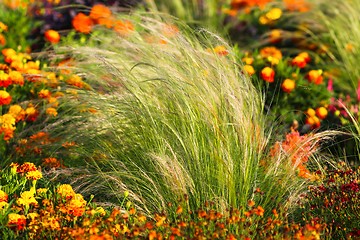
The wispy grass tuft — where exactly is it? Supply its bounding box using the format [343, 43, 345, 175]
[50, 12, 336, 222]
[308, 0, 360, 93]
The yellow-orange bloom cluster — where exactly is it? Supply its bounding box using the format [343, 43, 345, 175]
[0, 190, 8, 202]
[260, 67, 275, 83]
[7, 213, 26, 231]
[260, 46, 282, 65]
[72, 4, 134, 37]
[306, 69, 323, 84]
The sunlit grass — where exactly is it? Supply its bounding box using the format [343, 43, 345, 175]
[43, 13, 337, 232]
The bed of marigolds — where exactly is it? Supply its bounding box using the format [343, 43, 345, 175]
[0, 0, 359, 239]
[0, 162, 325, 239]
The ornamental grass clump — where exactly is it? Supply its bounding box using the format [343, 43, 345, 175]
[50, 12, 334, 226]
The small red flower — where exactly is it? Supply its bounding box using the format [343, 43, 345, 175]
[260, 67, 275, 83]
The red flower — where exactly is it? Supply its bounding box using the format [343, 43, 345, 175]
[260, 67, 275, 83]
[0, 90, 11, 105]
[291, 55, 307, 68]
[306, 70, 323, 84]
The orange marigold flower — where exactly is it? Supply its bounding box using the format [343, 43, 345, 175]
[0, 90, 11, 105]
[2, 48, 16, 58]
[0, 71, 11, 88]
[17, 162, 37, 173]
[8, 213, 26, 231]
[281, 79, 295, 93]
[46, 107, 58, 117]
[268, 29, 282, 44]
[66, 193, 87, 217]
[57, 184, 76, 200]
[0, 113, 16, 131]
[9, 71, 24, 86]
[316, 106, 328, 119]
[0, 190, 8, 202]
[242, 57, 254, 65]
[306, 108, 316, 117]
[247, 199, 255, 207]
[305, 115, 320, 128]
[260, 67, 275, 83]
[113, 20, 134, 36]
[44, 29, 60, 44]
[25, 106, 39, 122]
[97, 17, 115, 28]
[38, 89, 51, 99]
[306, 69, 323, 84]
[254, 206, 265, 216]
[298, 52, 311, 63]
[244, 64, 255, 75]
[0, 22, 8, 32]
[90, 4, 112, 21]
[72, 13, 94, 34]
[43, 157, 62, 168]
[291, 55, 307, 68]
[66, 75, 84, 88]
[0, 34, 6, 46]
[213, 45, 229, 56]
[260, 46, 282, 62]
[283, 0, 310, 12]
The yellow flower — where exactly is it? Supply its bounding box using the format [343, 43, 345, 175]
[259, 8, 282, 25]
[266, 8, 282, 21]
[316, 107, 328, 120]
[46, 107, 58, 117]
[0, 114, 16, 130]
[8, 105, 25, 122]
[0, 201, 9, 211]
[7, 213, 26, 231]
[17, 191, 38, 207]
[57, 184, 76, 199]
[0, 22, 8, 32]
[0, 190, 8, 202]
[66, 193, 87, 216]
[243, 65, 255, 75]
[281, 79, 295, 93]
[27, 212, 39, 220]
[26, 170, 43, 180]
[260, 47, 282, 62]
[242, 57, 254, 65]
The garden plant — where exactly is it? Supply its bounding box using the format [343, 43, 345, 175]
[0, 0, 360, 239]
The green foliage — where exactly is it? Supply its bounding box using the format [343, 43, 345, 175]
[296, 162, 360, 239]
[0, 3, 42, 52]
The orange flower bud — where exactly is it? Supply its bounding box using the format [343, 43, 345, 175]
[307, 70, 323, 84]
[306, 108, 316, 117]
[244, 65, 255, 75]
[281, 79, 295, 93]
[44, 30, 60, 44]
[260, 67, 275, 83]
[316, 107, 328, 119]
[291, 56, 306, 68]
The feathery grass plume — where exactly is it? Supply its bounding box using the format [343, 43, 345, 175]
[51, 12, 335, 219]
[307, 0, 360, 93]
